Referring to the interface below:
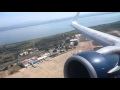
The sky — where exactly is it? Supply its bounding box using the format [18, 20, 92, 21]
[0, 12, 119, 45]
[0, 12, 96, 27]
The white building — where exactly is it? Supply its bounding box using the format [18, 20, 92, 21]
[75, 34, 81, 39]
[23, 51, 28, 55]
[37, 56, 47, 60]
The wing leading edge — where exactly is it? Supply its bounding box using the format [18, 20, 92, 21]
[71, 12, 120, 47]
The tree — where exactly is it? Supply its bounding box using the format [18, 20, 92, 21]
[74, 41, 78, 46]
[65, 39, 70, 44]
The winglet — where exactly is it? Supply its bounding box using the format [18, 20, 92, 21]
[73, 12, 80, 22]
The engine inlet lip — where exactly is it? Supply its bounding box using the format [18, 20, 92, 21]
[64, 55, 98, 78]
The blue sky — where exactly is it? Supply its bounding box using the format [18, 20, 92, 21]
[0, 12, 96, 27]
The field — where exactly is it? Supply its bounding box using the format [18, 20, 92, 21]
[6, 41, 97, 78]
[6, 30, 120, 78]
[1, 21, 120, 78]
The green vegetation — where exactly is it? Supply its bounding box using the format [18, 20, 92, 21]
[0, 21, 120, 68]
[0, 30, 80, 67]
[0, 30, 80, 54]
[0, 41, 30, 54]
[35, 30, 80, 51]
[8, 65, 22, 75]
[91, 21, 120, 32]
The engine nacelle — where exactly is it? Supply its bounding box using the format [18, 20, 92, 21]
[64, 51, 120, 78]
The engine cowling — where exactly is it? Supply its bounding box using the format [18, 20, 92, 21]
[64, 51, 120, 78]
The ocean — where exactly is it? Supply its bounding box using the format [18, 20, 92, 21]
[0, 13, 120, 45]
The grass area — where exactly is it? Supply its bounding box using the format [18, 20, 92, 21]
[8, 65, 22, 75]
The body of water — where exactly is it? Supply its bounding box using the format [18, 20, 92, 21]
[0, 13, 120, 45]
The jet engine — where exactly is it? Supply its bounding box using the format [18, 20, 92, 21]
[64, 46, 120, 78]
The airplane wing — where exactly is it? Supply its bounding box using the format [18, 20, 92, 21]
[64, 13, 120, 78]
[71, 12, 120, 47]
[67, 12, 120, 75]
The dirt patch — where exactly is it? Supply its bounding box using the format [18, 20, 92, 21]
[0, 70, 9, 78]
[6, 41, 100, 78]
